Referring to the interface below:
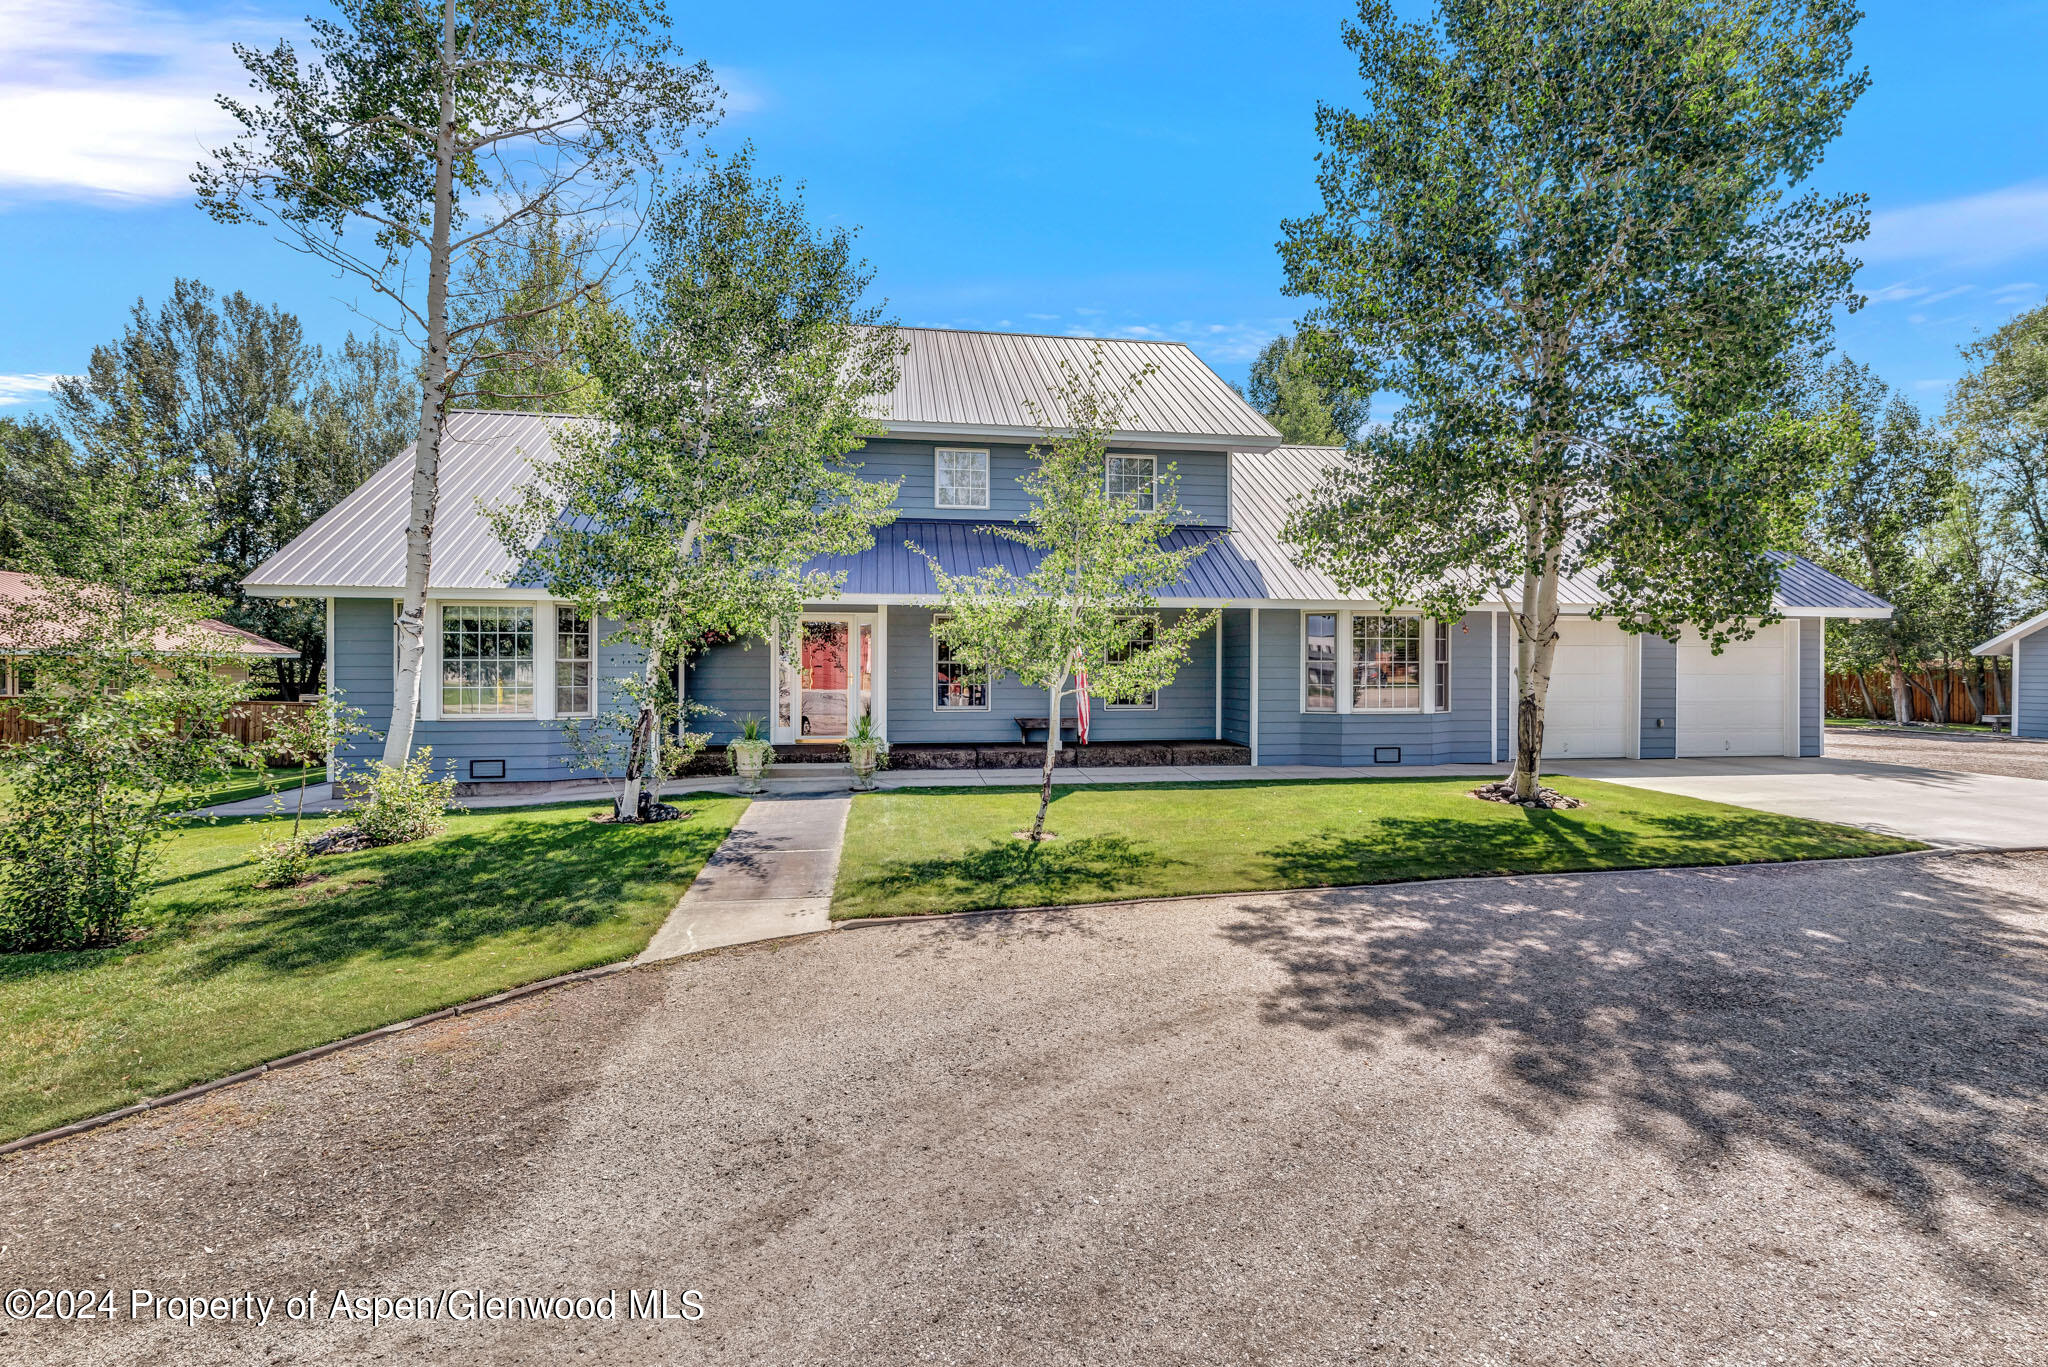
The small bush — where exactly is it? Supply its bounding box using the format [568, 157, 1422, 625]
[342, 749, 460, 846]
[253, 832, 318, 889]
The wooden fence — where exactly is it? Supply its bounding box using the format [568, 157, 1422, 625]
[1825, 667, 2006, 724]
[0, 699, 318, 755]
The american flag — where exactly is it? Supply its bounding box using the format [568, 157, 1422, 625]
[1074, 665, 1090, 745]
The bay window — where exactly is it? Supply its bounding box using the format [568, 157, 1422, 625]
[1300, 610, 1452, 715]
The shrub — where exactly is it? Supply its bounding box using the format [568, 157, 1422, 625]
[254, 832, 319, 888]
[342, 749, 460, 846]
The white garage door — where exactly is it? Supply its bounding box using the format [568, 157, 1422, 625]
[1677, 623, 1792, 757]
[1540, 618, 1633, 759]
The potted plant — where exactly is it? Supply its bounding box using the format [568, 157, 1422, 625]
[726, 715, 775, 794]
[845, 713, 889, 791]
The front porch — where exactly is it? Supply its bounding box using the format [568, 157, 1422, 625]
[678, 738, 1252, 775]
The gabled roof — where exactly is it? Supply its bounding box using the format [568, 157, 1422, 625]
[878, 328, 1280, 447]
[1229, 446, 1893, 616]
[1974, 608, 2048, 655]
[246, 410, 582, 595]
[0, 571, 299, 656]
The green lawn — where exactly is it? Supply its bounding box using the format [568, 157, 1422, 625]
[176, 763, 328, 810]
[832, 776, 1921, 919]
[1, 797, 747, 1142]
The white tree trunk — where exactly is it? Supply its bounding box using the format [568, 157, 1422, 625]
[1031, 674, 1067, 840]
[1509, 502, 1563, 802]
[382, 0, 461, 766]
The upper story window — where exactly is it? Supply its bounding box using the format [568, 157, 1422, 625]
[441, 604, 534, 716]
[1106, 454, 1157, 511]
[935, 447, 990, 509]
[556, 607, 594, 717]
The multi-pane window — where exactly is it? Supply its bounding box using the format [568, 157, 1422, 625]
[555, 607, 593, 717]
[1106, 454, 1157, 510]
[1103, 618, 1159, 709]
[933, 619, 989, 709]
[1433, 619, 1451, 712]
[0, 658, 29, 696]
[935, 447, 990, 509]
[440, 605, 534, 715]
[1304, 612, 1338, 712]
[1352, 614, 1421, 710]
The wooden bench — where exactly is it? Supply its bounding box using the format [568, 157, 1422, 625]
[1982, 713, 2011, 734]
[1014, 716, 1081, 744]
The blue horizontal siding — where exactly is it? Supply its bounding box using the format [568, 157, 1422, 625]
[1252, 608, 1496, 766]
[1640, 633, 1676, 760]
[850, 438, 1229, 526]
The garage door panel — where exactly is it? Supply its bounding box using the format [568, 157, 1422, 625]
[1539, 620, 1631, 759]
[1677, 625, 1789, 757]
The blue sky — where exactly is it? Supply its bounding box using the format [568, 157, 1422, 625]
[3, 0, 2045, 416]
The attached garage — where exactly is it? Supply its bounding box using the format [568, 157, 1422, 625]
[1676, 622, 1797, 757]
[1538, 617, 1636, 759]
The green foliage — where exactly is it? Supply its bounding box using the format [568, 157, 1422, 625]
[261, 692, 375, 836]
[1241, 330, 1365, 445]
[0, 477, 256, 952]
[1952, 295, 2048, 584]
[490, 147, 902, 815]
[920, 351, 1218, 836]
[253, 832, 319, 889]
[340, 750, 460, 846]
[1277, 0, 1866, 792]
[49, 281, 416, 695]
[454, 216, 621, 414]
[0, 414, 78, 571]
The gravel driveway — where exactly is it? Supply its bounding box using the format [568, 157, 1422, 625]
[4, 852, 2044, 1366]
[1824, 724, 2048, 782]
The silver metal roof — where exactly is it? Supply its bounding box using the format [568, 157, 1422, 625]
[246, 410, 580, 593]
[877, 328, 1280, 446]
[1230, 446, 1893, 616]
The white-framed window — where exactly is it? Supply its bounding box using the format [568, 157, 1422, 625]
[932, 618, 990, 710]
[1300, 610, 1450, 715]
[1352, 614, 1421, 710]
[935, 447, 990, 509]
[440, 604, 535, 716]
[555, 607, 593, 717]
[1433, 619, 1451, 712]
[1106, 453, 1157, 510]
[1304, 612, 1338, 712]
[0, 657, 31, 696]
[1102, 618, 1159, 709]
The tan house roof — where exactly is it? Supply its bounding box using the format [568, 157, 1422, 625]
[0, 571, 299, 657]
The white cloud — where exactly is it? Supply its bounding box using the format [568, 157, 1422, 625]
[0, 373, 64, 405]
[1864, 181, 2048, 267]
[1866, 282, 1926, 303]
[1918, 284, 1974, 305]
[0, 0, 273, 202]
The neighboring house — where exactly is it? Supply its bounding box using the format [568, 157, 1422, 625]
[242, 327, 1890, 786]
[0, 569, 298, 695]
[1973, 612, 2048, 736]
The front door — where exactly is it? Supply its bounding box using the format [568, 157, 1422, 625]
[800, 620, 851, 739]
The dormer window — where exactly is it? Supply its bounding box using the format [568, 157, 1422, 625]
[1106, 454, 1157, 511]
[935, 447, 990, 509]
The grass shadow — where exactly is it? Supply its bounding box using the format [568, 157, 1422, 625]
[840, 833, 1183, 917]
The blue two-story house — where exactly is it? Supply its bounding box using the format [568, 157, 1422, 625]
[243, 327, 1890, 786]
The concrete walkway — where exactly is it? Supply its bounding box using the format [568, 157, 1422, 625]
[637, 794, 851, 962]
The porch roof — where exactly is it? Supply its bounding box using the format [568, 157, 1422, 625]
[809, 519, 1267, 603]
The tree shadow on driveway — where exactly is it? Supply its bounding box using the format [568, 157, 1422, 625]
[1217, 851, 2048, 1248]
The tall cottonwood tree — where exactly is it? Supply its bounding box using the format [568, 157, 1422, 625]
[1241, 330, 1366, 446]
[490, 150, 902, 820]
[197, 0, 719, 758]
[52, 284, 417, 695]
[923, 356, 1216, 841]
[1279, 0, 1866, 801]
[1953, 296, 2048, 582]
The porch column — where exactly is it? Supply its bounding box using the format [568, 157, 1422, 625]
[1213, 615, 1222, 739]
[1249, 608, 1261, 766]
[874, 604, 889, 739]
